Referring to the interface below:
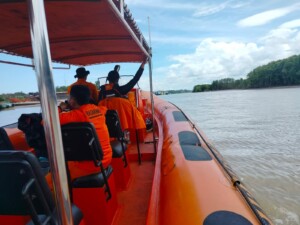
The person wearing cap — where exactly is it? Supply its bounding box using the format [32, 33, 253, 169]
[46, 85, 112, 187]
[98, 59, 148, 131]
[67, 67, 98, 104]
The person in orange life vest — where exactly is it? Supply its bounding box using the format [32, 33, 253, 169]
[98, 59, 148, 130]
[46, 85, 112, 188]
[67, 67, 98, 104]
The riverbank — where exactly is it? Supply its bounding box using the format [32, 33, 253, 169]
[0, 101, 41, 110]
[12, 101, 40, 106]
[0, 91, 66, 109]
[0, 102, 13, 110]
[193, 84, 300, 93]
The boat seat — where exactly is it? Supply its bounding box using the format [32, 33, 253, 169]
[0, 150, 84, 225]
[61, 122, 112, 200]
[0, 127, 50, 174]
[0, 127, 14, 150]
[72, 166, 113, 188]
[178, 131, 201, 146]
[178, 131, 211, 161]
[99, 98, 143, 164]
[105, 110, 131, 190]
[26, 205, 83, 225]
[173, 111, 188, 122]
[110, 140, 125, 158]
[105, 110, 128, 167]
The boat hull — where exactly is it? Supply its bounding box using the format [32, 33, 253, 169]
[142, 92, 272, 225]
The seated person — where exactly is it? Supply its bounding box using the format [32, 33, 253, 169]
[99, 97, 145, 131]
[46, 85, 112, 187]
[67, 67, 98, 104]
[98, 60, 148, 131]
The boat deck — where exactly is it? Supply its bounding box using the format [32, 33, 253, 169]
[113, 131, 156, 225]
[113, 161, 154, 225]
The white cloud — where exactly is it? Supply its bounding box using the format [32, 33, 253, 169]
[152, 27, 300, 90]
[127, 0, 247, 17]
[192, 2, 229, 17]
[280, 19, 300, 29]
[192, 0, 249, 17]
[152, 35, 203, 44]
[238, 3, 300, 27]
[126, 0, 201, 11]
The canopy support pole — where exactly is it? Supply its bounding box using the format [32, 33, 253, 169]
[0, 60, 71, 69]
[147, 17, 156, 154]
[148, 49, 157, 154]
[27, 1, 73, 225]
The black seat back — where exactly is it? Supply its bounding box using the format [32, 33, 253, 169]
[61, 122, 103, 166]
[105, 110, 124, 140]
[0, 127, 14, 150]
[0, 150, 55, 224]
[105, 110, 128, 167]
[61, 122, 112, 200]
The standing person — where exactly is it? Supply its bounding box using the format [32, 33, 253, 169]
[98, 58, 148, 101]
[67, 67, 98, 104]
[47, 85, 112, 186]
[98, 60, 148, 131]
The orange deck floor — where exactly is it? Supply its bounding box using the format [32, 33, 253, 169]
[113, 132, 156, 225]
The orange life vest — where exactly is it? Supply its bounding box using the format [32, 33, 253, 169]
[46, 104, 112, 189]
[99, 97, 146, 130]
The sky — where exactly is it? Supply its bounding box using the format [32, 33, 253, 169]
[1, 0, 300, 93]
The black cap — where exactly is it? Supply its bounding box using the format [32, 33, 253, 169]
[74, 67, 90, 78]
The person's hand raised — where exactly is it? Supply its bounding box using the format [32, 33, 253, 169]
[141, 57, 149, 68]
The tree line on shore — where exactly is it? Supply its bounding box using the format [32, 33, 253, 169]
[0, 87, 68, 103]
[0, 92, 39, 103]
[193, 54, 300, 92]
[2, 54, 299, 100]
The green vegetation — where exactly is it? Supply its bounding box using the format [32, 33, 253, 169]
[193, 54, 300, 92]
[0, 92, 27, 102]
[0, 86, 67, 104]
[56, 86, 68, 92]
[0, 92, 30, 109]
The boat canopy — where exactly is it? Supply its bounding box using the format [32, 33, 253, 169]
[0, 2, 152, 225]
[0, 0, 150, 65]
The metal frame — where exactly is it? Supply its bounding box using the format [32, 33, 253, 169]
[23, 1, 152, 224]
[0, 60, 71, 69]
[148, 51, 157, 154]
[27, 0, 73, 224]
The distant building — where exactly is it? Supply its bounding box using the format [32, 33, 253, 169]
[154, 91, 168, 95]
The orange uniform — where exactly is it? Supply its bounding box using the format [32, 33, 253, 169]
[58, 104, 112, 180]
[99, 97, 146, 130]
[46, 104, 112, 191]
[67, 80, 98, 104]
